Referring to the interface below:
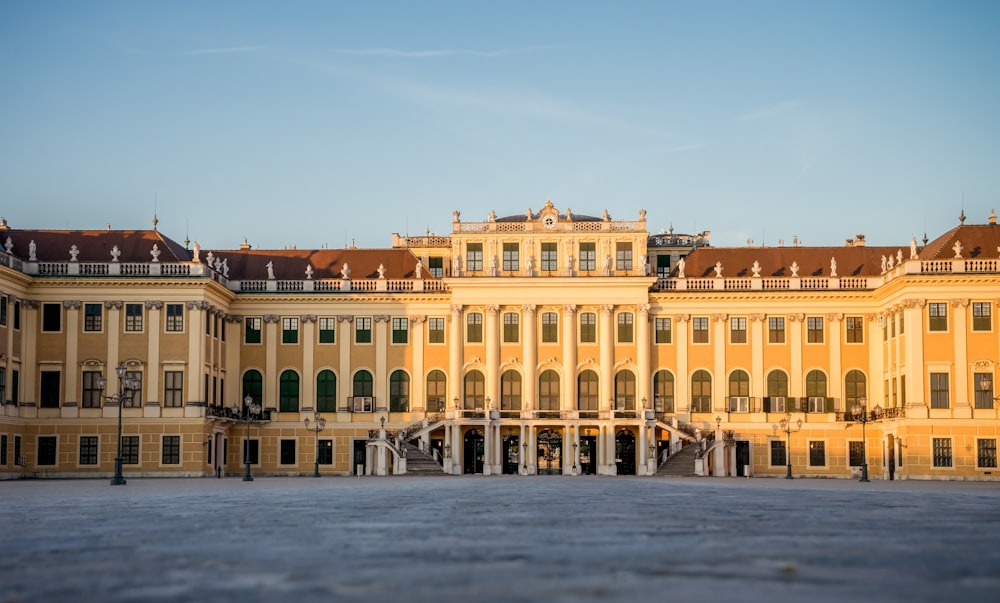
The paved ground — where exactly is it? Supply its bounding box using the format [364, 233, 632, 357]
[1, 476, 999, 603]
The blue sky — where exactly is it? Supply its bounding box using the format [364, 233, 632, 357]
[1, 1, 998, 250]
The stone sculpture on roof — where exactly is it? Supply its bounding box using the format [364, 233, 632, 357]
[830, 257, 837, 277]
[953, 240, 963, 258]
[110, 245, 121, 262]
[266, 261, 275, 280]
[790, 261, 799, 277]
[714, 261, 723, 278]
[910, 238, 918, 259]
[3, 237, 12, 254]
[69, 245, 79, 262]
[415, 260, 423, 279]
[342, 262, 350, 279]
[751, 260, 761, 278]
[377, 264, 386, 279]
[150, 244, 160, 263]
[192, 242, 201, 263]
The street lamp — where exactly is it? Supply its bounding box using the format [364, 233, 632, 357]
[303, 411, 327, 478]
[977, 374, 1000, 407]
[235, 394, 260, 481]
[851, 397, 881, 483]
[97, 363, 141, 486]
[778, 413, 802, 480]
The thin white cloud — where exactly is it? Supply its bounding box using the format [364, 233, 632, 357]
[330, 46, 554, 58]
[662, 143, 707, 152]
[180, 46, 264, 56]
[740, 100, 801, 122]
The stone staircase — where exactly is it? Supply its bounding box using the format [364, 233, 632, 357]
[656, 443, 700, 477]
[403, 443, 446, 476]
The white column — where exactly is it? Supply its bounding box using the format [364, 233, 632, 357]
[63, 301, 80, 406]
[338, 316, 353, 411]
[522, 305, 537, 412]
[374, 315, 389, 410]
[449, 305, 463, 406]
[146, 301, 162, 406]
[953, 299, 971, 415]
[519, 423, 527, 475]
[638, 423, 647, 475]
[637, 304, 651, 408]
[485, 305, 500, 408]
[104, 301, 122, 398]
[789, 314, 804, 401]
[599, 305, 614, 412]
[410, 316, 426, 411]
[713, 314, 727, 413]
[263, 314, 278, 410]
[828, 313, 843, 407]
[675, 315, 690, 416]
[750, 314, 765, 403]
[302, 316, 316, 411]
[562, 305, 577, 412]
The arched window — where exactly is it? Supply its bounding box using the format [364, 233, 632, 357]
[500, 370, 521, 411]
[845, 370, 867, 409]
[614, 371, 636, 410]
[316, 370, 337, 412]
[426, 370, 447, 412]
[728, 370, 750, 412]
[577, 370, 599, 411]
[538, 370, 560, 411]
[691, 370, 712, 413]
[353, 370, 373, 397]
[464, 370, 485, 409]
[279, 370, 299, 412]
[389, 370, 410, 412]
[242, 369, 263, 407]
[653, 370, 674, 412]
[806, 370, 828, 412]
[766, 369, 788, 412]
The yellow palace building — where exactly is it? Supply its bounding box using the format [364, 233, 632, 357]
[0, 202, 998, 481]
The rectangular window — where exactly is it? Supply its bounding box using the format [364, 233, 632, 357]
[392, 317, 409, 344]
[932, 438, 952, 467]
[82, 371, 102, 408]
[615, 242, 633, 271]
[580, 312, 596, 343]
[466, 243, 483, 271]
[0, 368, 5, 406]
[808, 441, 826, 467]
[973, 302, 992, 331]
[541, 242, 558, 272]
[355, 317, 372, 344]
[730, 317, 747, 344]
[165, 303, 184, 332]
[541, 312, 558, 343]
[928, 303, 947, 331]
[0, 294, 6, 326]
[656, 254, 671, 278]
[84, 303, 102, 332]
[13, 300, 20, 330]
[318, 439, 333, 465]
[243, 439, 260, 465]
[846, 316, 864, 343]
[978, 439, 998, 468]
[164, 371, 183, 407]
[503, 313, 519, 343]
[122, 435, 139, 464]
[807, 317, 824, 343]
[579, 242, 596, 271]
[11, 369, 18, 405]
[770, 440, 786, 466]
[124, 303, 143, 332]
[79, 436, 98, 465]
[37, 436, 57, 465]
[282, 317, 299, 344]
[428, 317, 445, 344]
[502, 243, 519, 271]
[692, 317, 709, 344]
[40, 371, 60, 408]
[466, 313, 483, 343]
[318, 317, 336, 343]
[975, 372, 994, 409]
[849, 441, 865, 467]
[162, 435, 180, 465]
[655, 317, 672, 344]
[899, 312, 905, 334]
[428, 257, 443, 278]
[617, 313, 634, 343]
[0, 434, 6, 465]
[245, 317, 262, 344]
[42, 303, 61, 332]
[768, 316, 785, 343]
[930, 372, 949, 409]
[280, 439, 296, 465]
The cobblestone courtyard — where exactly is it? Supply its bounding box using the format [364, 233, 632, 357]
[2, 476, 998, 602]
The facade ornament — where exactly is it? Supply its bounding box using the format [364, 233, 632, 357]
[887, 255, 895, 270]
[485, 305, 500, 315]
[826, 313, 844, 321]
[63, 300, 81, 310]
[714, 261, 723, 278]
[185, 300, 199, 309]
[104, 300, 122, 310]
[337, 315, 354, 323]
[751, 261, 761, 278]
[262, 315, 279, 323]
[881, 255, 887, 273]
[523, 304, 537, 315]
[711, 313, 728, 322]
[110, 245, 121, 262]
[150, 244, 161, 263]
[409, 315, 427, 324]
[69, 245, 79, 262]
[788, 313, 804, 322]
[749, 313, 766, 322]
[3, 237, 11, 253]
[225, 315, 244, 324]
[676, 257, 685, 278]
[599, 304, 614, 315]
[415, 260, 422, 279]
[452, 210, 460, 222]
[637, 303, 650, 317]
[790, 261, 799, 277]
[198, 301, 211, 311]
[266, 261, 275, 280]
[144, 300, 163, 310]
[973, 359, 994, 369]
[377, 264, 386, 279]
[830, 257, 837, 277]
[562, 304, 577, 315]
[214, 256, 223, 272]
[192, 241, 201, 263]
[23, 300, 40, 309]
[525, 255, 535, 274]
[902, 299, 918, 309]
[28, 240, 37, 261]
[674, 314, 690, 322]
[951, 298, 970, 309]
[604, 255, 613, 274]
[451, 304, 464, 315]
[222, 258, 229, 278]
[342, 262, 350, 279]
[866, 313, 878, 322]
[305, 264, 314, 280]
[896, 249, 903, 265]
[911, 238, 919, 259]
[206, 251, 214, 269]
[301, 315, 317, 323]
[953, 240, 963, 258]
[373, 315, 390, 323]
[640, 255, 648, 275]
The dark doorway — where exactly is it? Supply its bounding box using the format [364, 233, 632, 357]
[463, 429, 484, 474]
[580, 435, 597, 475]
[352, 440, 367, 476]
[615, 430, 636, 475]
[502, 435, 520, 474]
[887, 434, 895, 480]
[537, 429, 562, 475]
[735, 441, 751, 476]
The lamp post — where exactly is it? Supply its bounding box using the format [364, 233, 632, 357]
[97, 363, 141, 486]
[778, 413, 802, 479]
[977, 374, 1000, 407]
[851, 397, 880, 483]
[236, 394, 260, 481]
[304, 411, 327, 478]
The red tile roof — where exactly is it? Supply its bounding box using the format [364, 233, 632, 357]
[1, 229, 190, 263]
[919, 223, 1000, 260]
[206, 248, 424, 280]
[678, 244, 905, 278]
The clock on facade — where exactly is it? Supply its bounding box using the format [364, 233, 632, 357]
[542, 215, 556, 229]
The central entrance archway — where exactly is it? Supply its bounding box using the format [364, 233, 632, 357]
[537, 429, 562, 475]
[580, 435, 597, 475]
[463, 429, 484, 474]
[502, 434, 520, 474]
[615, 429, 636, 475]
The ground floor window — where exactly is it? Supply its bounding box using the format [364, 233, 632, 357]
[977, 439, 997, 468]
[318, 439, 333, 465]
[243, 440, 259, 465]
[848, 441, 865, 467]
[37, 436, 57, 465]
[280, 439, 296, 465]
[122, 435, 140, 464]
[808, 441, 825, 467]
[79, 436, 98, 465]
[769, 440, 786, 466]
[932, 438, 952, 467]
[162, 435, 180, 465]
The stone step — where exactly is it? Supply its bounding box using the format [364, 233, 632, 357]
[656, 444, 700, 477]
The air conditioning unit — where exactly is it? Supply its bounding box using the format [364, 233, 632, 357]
[729, 397, 750, 413]
[770, 397, 786, 412]
[808, 397, 826, 413]
[352, 397, 374, 413]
